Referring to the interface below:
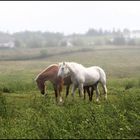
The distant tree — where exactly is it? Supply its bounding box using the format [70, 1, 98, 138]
[123, 28, 130, 35]
[40, 49, 48, 58]
[71, 38, 85, 46]
[127, 39, 135, 45]
[14, 39, 22, 48]
[59, 40, 67, 46]
[12, 31, 64, 48]
[98, 28, 103, 35]
[86, 28, 98, 36]
[113, 36, 126, 45]
[104, 30, 111, 36]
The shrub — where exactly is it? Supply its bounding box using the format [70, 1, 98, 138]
[39, 50, 48, 58]
[125, 81, 135, 90]
[0, 93, 7, 118]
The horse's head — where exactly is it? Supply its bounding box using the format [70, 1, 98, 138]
[35, 76, 46, 95]
[35, 64, 60, 96]
[58, 62, 70, 78]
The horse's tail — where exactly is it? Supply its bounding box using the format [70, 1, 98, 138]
[97, 67, 107, 98]
[97, 67, 107, 95]
[95, 67, 106, 84]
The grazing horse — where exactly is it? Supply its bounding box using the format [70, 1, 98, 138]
[35, 64, 95, 102]
[58, 62, 107, 102]
[35, 64, 64, 102]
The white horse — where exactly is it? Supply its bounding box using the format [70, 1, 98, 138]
[57, 62, 107, 102]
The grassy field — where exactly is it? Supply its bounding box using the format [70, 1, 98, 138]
[0, 45, 140, 139]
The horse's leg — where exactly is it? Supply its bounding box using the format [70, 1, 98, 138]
[84, 86, 90, 100]
[78, 86, 85, 98]
[53, 85, 58, 102]
[78, 89, 80, 97]
[78, 83, 84, 98]
[71, 84, 77, 98]
[84, 87, 86, 100]
[90, 86, 94, 101]
[58, 85, 63, 103]
[66, 85, 70, 98]
[95, 85, 100, 102]
[53, 84, 62, 103]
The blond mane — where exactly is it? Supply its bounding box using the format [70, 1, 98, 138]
[35, 63, 58, 81]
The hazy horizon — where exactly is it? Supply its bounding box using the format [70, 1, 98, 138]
[0, 1, 140, 35]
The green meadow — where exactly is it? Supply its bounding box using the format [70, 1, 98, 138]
[0, 46, 140, 139]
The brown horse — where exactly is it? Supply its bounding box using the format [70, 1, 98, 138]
[35, 64, 95, 102]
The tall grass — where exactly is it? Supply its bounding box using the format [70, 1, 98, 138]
[0, 87, 140, 139]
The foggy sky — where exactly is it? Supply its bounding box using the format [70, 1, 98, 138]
[0, 1, 140, 35]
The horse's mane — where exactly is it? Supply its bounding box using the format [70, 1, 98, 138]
[35, 64, 58, 81]
[67, 62, 85, 68]
[66, 62, 86, 72]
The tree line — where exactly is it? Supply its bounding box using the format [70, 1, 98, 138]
[0, 28, 140, 48]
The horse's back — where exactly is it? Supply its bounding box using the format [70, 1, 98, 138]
[83, 67, 100, 85]
[91, 66, 106, 83]
[84, 66, 106, 84]
[35, 64, 59, 82]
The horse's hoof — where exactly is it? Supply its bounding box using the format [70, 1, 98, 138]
[96, 98, 99, 102]
[59, 97, 63, 103]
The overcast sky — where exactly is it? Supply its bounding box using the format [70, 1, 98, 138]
[0, 1, 140, 35]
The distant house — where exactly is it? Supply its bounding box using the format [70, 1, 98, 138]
[0, 41, 15, 49]
[58, 38, 73, 47]
[123, 31, 130, 40]
[87, 41, 95, 46]
[130, 30, 140, 38]
[66, 41, 73, 47]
